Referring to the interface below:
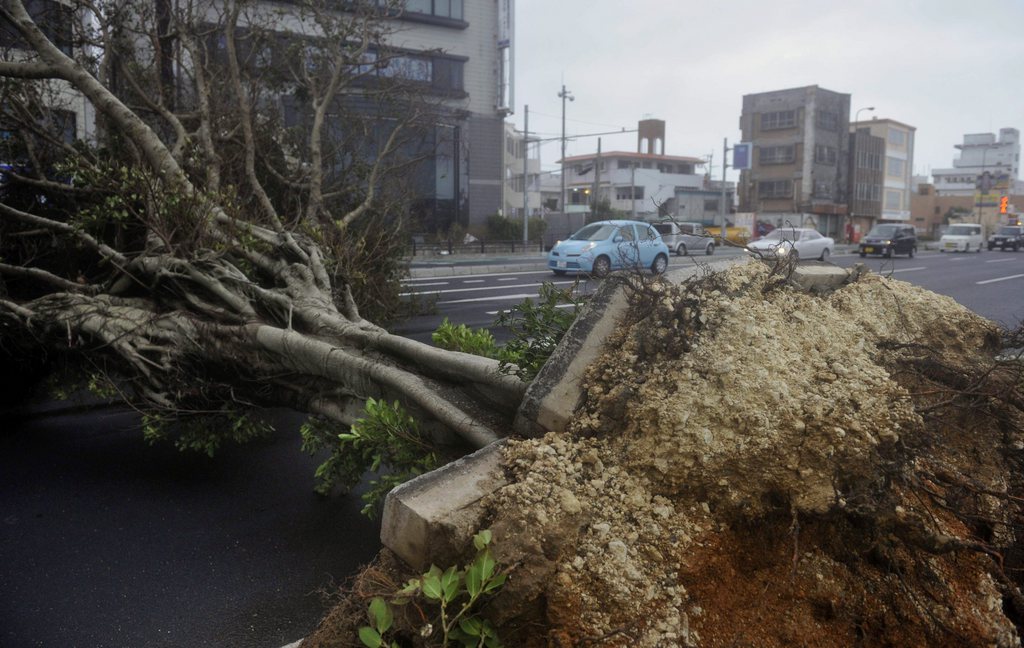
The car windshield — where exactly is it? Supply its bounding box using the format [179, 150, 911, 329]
[761, 229, 798, 242]
[569, 224, 616, 241]
[946, 225, 978, 236]
[997, 227, 1021, 235]
[867, 225, 900, 237]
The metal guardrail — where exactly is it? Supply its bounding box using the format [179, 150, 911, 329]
[410, 238, 547, 256]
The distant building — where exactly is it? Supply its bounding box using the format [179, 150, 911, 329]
[738, 85, 851, 240]
[849, 118, 916, 223]
[932, 129, 1020, 197]
[501, 123, 541, 220]
[847, 127, 885, 237]
[558, 119, 705, 219]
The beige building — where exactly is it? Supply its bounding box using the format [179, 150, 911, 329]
[849, 118, 916, 223]
[501, 122, 541, 220]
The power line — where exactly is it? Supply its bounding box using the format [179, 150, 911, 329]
[526, 109, 630, 131]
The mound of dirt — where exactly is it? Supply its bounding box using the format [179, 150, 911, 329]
[306, 262, 1024, 647]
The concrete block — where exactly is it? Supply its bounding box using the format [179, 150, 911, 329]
[788, 262, 854, 293]
[381, 441, 508, 571]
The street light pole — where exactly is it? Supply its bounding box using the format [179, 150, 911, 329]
[851, 106, 875, 242]
[558, 84, 574, 215]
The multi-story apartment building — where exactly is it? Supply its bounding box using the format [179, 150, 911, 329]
[847, 127, 885, 237]
[932, 129, 1021, 196]
[738, 85, 851, 239]
[849, 118, 916, 223]
[558, 119, 705, 219]
[3, 0, 513, 230]
[501, 122, 540, 220]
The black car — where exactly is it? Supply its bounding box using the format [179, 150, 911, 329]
[987, 225, 1024, 251]
[859, 225, 917, 258]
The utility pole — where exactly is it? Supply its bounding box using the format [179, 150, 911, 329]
[592, 137, 601, 216]
[558, 84, 574, 215]
[720, 138, 730, 245]
[631, 161, 637, 219]
[522, 104, 529, 245]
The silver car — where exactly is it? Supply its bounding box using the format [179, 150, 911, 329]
[746, 227, 834, 262]
[652, 221, 716, 256]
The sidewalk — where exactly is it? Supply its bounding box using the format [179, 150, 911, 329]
[405, 244, 862, 279]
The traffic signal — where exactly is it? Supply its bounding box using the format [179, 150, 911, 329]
[1000, 195, 1009, 214]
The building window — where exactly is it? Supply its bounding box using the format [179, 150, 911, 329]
[761, 110, 797, 130]
[401, 0, 463, 20]
[758, 180, 792, 198]
[615, 186, 643, 200]
[885, 190, 901, 210]
[813, 181, 833, 198]
[887, 157, 905, 177]
[816, 111, 839, 131]
[617, 159, 633, 169]
[0, 0, 73, 55]
[888, 129, 906, 147]
[856, 150, 883, 170]
[759, 145, 795, 165]
[704, 199, 719, 212]
[814, 145, 837, 165]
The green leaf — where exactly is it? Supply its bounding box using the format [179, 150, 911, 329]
[441, 565, 460, 603]
[483, 571, 507, 593]
[477, 550, 496, 582]
[422, 571, 443, 600]
[358, 626, 383, 648]
[465, 562, 483, 598]
[459, 616, 483, 637]
[473, 529, 492, 551]
[368, 597, 392, 633]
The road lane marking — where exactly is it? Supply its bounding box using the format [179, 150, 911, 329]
[498, 277, 517, 281]
[401, 281, 575, 297]
[438, 293, 538, 305]
[986, 258, 1018, 264]
[890, 267, 927, 273]
[401, 281, 449, 287]
[462, 279, 486, 283]
[977, 274, 1024, 285]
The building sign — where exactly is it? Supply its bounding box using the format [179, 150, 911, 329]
[975, 171, 1010, 207]
[497, 0, 514, 114]
[733, 142, 752, 170]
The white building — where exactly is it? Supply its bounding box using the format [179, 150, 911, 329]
[849, 118, 916, 222]
[501, 122, 541, 220]
[932, 128, 1021, 196]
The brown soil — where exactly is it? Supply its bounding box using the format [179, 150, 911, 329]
[306, 262, 1024, 647]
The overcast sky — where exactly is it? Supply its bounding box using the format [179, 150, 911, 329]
[512, 0, 1024, 182]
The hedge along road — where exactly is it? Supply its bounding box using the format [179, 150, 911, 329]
[0, 403, 380, 648]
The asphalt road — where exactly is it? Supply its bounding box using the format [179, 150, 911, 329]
[395, 247, 1024, 342]
[0, 406, 379, 648]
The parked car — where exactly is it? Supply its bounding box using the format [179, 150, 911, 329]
[987, 225, 1024, 251]
[548, 220, 670, 277]
[858, 224, 917, 258]
[939, 223, 984, 253]
[652, 221, 715, 256]
[746, 227, 834, 261]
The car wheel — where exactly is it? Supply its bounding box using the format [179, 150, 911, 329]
[884, 248, 893, 259]
[819, 247, 830, 262]
[676, 243, 687, 256]
[988, 244, 995, 251]
[859, 252, 866, 258]
[705, 242, 715, 255]
[964, 244, 969, 253]
[908, 246, 915, 258]
[592, 255, 611, 278]
[552, 269, 566, 276]
[651, 254, 668, 275]
[1016, 243, 1021, 252]
[790, 249, 799, 263]
[977, 245, 982, 253]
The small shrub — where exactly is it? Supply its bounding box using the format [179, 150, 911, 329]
[432, 318, 499, 358]
[497, 282, 583, 381]
[360, 530, 506, 647]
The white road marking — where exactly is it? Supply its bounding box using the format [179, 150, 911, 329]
[498, 277, 517, 281]
[977, 274, 1024, 285]
[400, 281, 448, 287]
[890, 267, 927, 273]
[985, 258, 1018, 264]
[401, 281, 575, 297]
[438, 293, 538, 305]
[462, 279, 485, 283]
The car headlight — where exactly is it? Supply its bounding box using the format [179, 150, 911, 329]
[885, 240, 892, 245]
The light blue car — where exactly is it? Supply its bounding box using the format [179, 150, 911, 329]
[548, 220, 670, 277]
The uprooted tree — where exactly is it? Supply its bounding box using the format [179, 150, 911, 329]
[0, 0, 524, 450]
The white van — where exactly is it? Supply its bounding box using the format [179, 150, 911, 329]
[939, 223, 984, 253]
